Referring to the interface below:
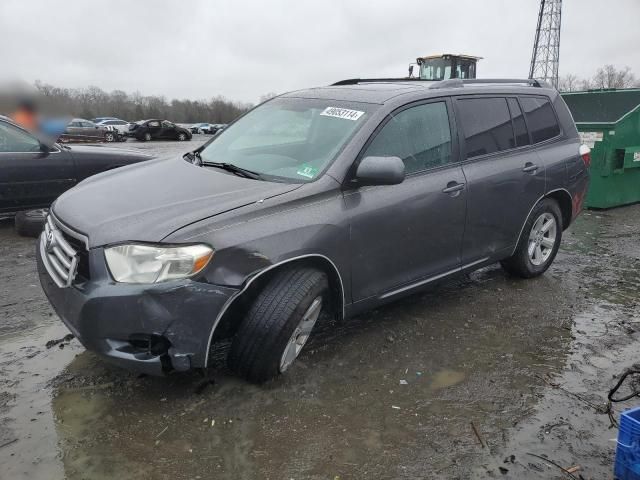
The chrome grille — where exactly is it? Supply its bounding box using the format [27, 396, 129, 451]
[40, 215, 79, 288]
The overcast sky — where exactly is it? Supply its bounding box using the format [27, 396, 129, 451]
[1, 0, 638, 103]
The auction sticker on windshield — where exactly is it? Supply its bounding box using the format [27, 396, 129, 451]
[320, 107, 364, 121]
[296, 164, 319, 179]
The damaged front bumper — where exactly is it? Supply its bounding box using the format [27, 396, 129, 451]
[36, 236, 238, 375]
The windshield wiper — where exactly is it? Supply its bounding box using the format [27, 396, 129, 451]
[201, 161, 262, 180]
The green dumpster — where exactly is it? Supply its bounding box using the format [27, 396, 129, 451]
[561, 88, 640, 208]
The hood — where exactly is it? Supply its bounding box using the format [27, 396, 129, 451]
[52, 158, 301, 247]
[66, 144, 154, 163]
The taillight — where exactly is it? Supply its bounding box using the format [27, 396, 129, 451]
[579, 144, 591, 168]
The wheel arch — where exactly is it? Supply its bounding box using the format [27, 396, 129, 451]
[510, 188, 573, 257]
[546, 189, 572, 230]
[204, 254, 345, 367]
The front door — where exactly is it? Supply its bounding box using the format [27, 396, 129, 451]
[146, 120, 161, 139]
[453, 96, 546, 264]
[161, 121, 177, 139]
[345, 99, 467, 302]
[0, 121, 76, 214]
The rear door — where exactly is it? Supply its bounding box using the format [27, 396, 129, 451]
[454, 95, 546, 264]
[346, 98, 468, 301]
[0, 121, 76, 214]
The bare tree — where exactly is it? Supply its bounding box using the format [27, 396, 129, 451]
[259, 92, 279, 103]
[558, 74, 580, 92]
[592, 65, 637, 89]
[25, 82, 252, 123]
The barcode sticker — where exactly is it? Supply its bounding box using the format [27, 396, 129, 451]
[320, 107, 364, 121]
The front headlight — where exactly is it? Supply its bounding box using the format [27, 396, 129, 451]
[104, 244, 214, 283]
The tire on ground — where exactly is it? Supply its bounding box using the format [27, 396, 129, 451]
[500, 198, 563, 278]
[15, 209, 48, 238]
[227, 267, 328, 383]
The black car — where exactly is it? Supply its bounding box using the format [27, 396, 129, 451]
[0, 116, 154, 235]
[129, 119, 192, 141]
[37, 78, 589, 383]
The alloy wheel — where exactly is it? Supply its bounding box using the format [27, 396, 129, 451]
[279, 296, 322, 372]
[528, 212, 557, 266]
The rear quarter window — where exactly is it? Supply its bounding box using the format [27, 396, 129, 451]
[456, 97, 515, 158]
[519, 96, 561, 143]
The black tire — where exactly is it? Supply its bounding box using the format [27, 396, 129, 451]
[15, 209, 48, 238]
[177, 132, 187, 141]
[139, 132, 151, 142]
[501, 198, 563, 278]
[228, 267, 328, 383]
[104, 131, 115, 142]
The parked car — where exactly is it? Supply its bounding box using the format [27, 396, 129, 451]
[211, 123, 227, 135]
[189, 123, 214, 134]
[92, 117, 120, 124]
[129, 119, 192, 141]
[0, 116, 154, 236]
[95, 118, 131, 136]
[60, 118, 118, 143]
[37, 78, 589, 383]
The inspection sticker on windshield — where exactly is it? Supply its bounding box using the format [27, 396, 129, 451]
[297, 164, 319, 179]
[320, 107, 364, 121]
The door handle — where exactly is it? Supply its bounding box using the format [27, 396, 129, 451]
[442, 182, 465, 194]
[522, 163, 539, 173]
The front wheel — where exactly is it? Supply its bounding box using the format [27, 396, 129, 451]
[177, 132, 187, 141]
[104, 131, 115, 142]
[501, 198, 563, 278]
[228, 267, 328, 383]
[140, 132, 152, 142]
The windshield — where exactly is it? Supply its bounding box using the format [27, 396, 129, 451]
[419, 58, 452, 80]
[198, 98, 374, 182]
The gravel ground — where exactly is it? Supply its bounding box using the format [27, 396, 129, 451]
[1, 139, 639, 479]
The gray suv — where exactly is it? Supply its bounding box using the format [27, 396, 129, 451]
[37, 78, 590, 382]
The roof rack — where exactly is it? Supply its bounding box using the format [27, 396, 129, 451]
[331, 78, 549, 89]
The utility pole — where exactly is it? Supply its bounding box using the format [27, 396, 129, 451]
[529, 0, 562, 88]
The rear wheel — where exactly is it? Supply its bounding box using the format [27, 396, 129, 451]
[228, 267, 328, 383]
[501, 198, 562, 278]
[15, 209, 48, 238]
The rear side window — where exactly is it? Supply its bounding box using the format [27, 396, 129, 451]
[507, 98, 530, 147]
[457, 98, 514, 158]
[519, 96, 560, 143]
[363, 101, 452, 174]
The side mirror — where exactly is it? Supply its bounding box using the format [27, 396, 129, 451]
[355, 156, 405, 186]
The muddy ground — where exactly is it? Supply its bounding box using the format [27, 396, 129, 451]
[1, 138, 639, 479]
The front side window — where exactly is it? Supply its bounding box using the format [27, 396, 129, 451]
[457, 97, 515, 158]
[148, 121, 160, 127]
[0, 121, 41, 153]
[519, 96, 560, 143]
[363, 102, 452, 174]
[162, 121, 174, 128]
[199, 98, 373, 182]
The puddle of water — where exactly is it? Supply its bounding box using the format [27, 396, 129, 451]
[429, 369, 466, 390]
[43, 268, 573, 479]
[0, 322, 79, 480]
